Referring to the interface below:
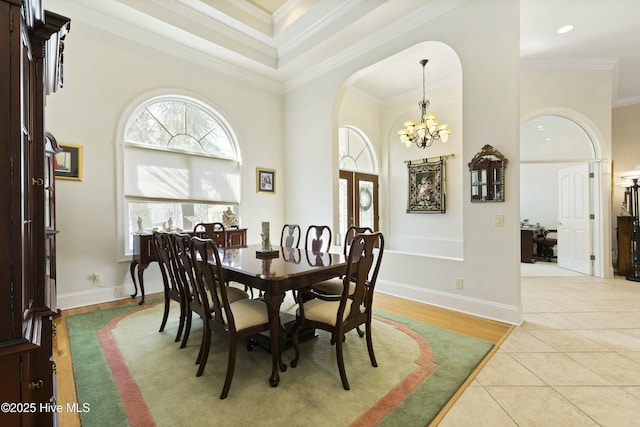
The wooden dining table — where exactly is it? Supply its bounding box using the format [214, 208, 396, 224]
[216, 244, 347, 387]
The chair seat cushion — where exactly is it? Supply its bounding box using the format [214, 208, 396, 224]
[207, 286, 249, 307]
[312, 278, 355, 296]
[226, 299, 269, 331]
[298, 298, 363, 326]
[226, 286, 250, 303]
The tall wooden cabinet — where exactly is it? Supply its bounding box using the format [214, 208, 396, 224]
[617, 216, 633, 276]
[0, 1, 69, 425]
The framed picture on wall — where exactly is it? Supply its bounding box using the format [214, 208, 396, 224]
[256, 167, 275, 194]
[407, 158, 446, 213]
[54, 143, 83, 181]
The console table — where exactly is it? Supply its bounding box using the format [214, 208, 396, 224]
[130, 228, 247, 304]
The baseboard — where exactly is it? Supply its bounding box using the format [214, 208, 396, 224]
[376, 279, 523, 326]
[57, 285, 139, 310]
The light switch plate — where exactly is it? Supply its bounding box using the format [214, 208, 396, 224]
[494, 214, 504, 227]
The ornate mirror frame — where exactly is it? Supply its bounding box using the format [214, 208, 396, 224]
[468, 144, 508, 203]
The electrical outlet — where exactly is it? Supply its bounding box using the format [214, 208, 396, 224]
[92, 273, 103, 283]
[494, 214, 504, 227]
[455, 278, 463, 290]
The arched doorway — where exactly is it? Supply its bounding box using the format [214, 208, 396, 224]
[520, 115, 599, 275]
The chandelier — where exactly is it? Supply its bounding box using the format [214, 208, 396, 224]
[397, 59, 451, 149]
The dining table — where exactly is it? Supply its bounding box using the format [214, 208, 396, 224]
[216, 244, 347, 387]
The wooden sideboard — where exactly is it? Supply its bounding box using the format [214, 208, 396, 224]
[130, 229, 247, 304]
[617, 216, 633, 276]
[0, 3, 70, 426]
[520, 227, 542, 263]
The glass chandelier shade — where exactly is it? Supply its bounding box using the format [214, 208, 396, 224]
[397, 59, 451, 149]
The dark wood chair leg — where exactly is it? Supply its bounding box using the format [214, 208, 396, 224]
[366, 322, 377, 367]
[220, 337, 238, 399]
[290, 324, 301, 368]
[335, 333, 350, 390]
[197, 328, 211, 377]
[180, 310, 192, 349]
[195, 322, 206, 365]
[159, 294, 170, 332]
[175, 299, 186, 342]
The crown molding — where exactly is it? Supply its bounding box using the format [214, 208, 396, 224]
[282, 0, 465, 93]
[521, 58, 619, 72]
[614, 96, 640, 108]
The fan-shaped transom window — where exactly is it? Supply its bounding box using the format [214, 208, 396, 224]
[124, 96, 237, 159]
[338, 126, 377, 174]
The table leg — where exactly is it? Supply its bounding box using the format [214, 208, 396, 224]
[136, 264, 148, 305]
[263, 291, 286, 387]
[129, 261, 139, 299]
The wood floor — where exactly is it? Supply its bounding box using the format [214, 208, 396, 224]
[53, 292, 513, 427]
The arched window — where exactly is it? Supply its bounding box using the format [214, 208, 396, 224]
[121, 95, 241, 255]
[338, 126, 377, 173]
[338, 126, 379, 237]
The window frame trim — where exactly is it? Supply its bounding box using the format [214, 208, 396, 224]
[116, 93, 242, 261]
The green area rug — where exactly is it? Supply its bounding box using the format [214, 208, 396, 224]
[66, 299, 493, 426]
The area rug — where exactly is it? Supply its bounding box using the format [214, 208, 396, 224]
[66, 299, 493, 426]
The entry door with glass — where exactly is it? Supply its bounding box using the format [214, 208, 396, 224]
[339, 171, 379, 236]
[337, 126, 379, 241]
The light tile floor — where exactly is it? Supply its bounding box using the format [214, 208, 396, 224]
[440, 263, 640, 426]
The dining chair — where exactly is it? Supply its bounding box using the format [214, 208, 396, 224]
[153, 231, 187, 343]
[303, 225, 333, 271]
[171, 233, 204, 351]
[280, 224, 301, 248]
[194, 221, 255, 297]
[190, 236, 271, 399]
[193, 222, 226, 247]
[172, 233, 249, 351]
[535, 229, 558, 262]
[290, 231, 384, 390]
[312, 226, 374, 297]
[304, 224, 332, 253]
[311, 227, 373, 340]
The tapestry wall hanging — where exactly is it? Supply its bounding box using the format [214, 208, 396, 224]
[407, 157, 446, 213]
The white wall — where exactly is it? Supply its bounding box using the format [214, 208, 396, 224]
[521, 163, 580, 230]
[45, 19, 285, 308]
[385, 82, 463, 258]
[286, 0, 522, 324]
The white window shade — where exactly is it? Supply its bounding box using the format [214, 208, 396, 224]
[124, 145, 240, 203]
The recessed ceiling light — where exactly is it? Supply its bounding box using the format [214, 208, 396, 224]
[557, 24, 574, 34]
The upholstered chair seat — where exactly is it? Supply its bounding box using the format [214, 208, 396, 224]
[311, 278, 356, 296]
[222, 299, 270, 331]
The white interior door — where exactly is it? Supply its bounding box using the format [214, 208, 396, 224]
[557, 163, 591, 274]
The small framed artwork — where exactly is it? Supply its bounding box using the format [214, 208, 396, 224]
[407, 158, 446, 213]
[54, 143, 83, 181]
[256, 167, 275, 194]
